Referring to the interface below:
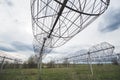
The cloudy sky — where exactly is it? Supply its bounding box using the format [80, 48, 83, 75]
[0, 0, 120, 61]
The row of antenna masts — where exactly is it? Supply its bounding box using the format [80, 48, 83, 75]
[31, 0, 110, 79]
[0, 56, 22, 72]
[33, 40, 120, 76]
[46, 42, 120, 76]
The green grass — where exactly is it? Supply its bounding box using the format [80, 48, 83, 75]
[0, 64, 120, 80]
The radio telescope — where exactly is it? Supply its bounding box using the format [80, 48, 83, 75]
[30, 0, 110, 79]
[31, 0, 110, 48]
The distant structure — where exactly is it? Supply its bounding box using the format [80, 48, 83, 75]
[116, 53, 120, 65]
[0, 53, 22, 72]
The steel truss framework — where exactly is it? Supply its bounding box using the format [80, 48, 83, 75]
[55, 42, 115, 64]
[31, 0, 110, 48]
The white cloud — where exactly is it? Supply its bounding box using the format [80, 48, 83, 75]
[0, 0, 33, 43]
[0, 0, 120, 60]
[0, 50, 29, 61]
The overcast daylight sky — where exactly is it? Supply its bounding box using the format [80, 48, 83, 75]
[0, 0, 120, 61]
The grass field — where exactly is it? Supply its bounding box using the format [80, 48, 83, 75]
[0, 64, 120, 80]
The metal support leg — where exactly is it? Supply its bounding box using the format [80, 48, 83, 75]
[88, 53, 93, 76]
[0, 57, 5, 72]
[38, 38, 46, 80]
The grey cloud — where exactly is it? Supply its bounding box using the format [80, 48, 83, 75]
[0, 42, 17, 52]
[0, 41, 33, 52]
[101, 21, 120, 32]
[5, 0, 13, 7]
[11, 41, 33, 52]
[0, 46, 17, 52]
[99, 9, 120, 33]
